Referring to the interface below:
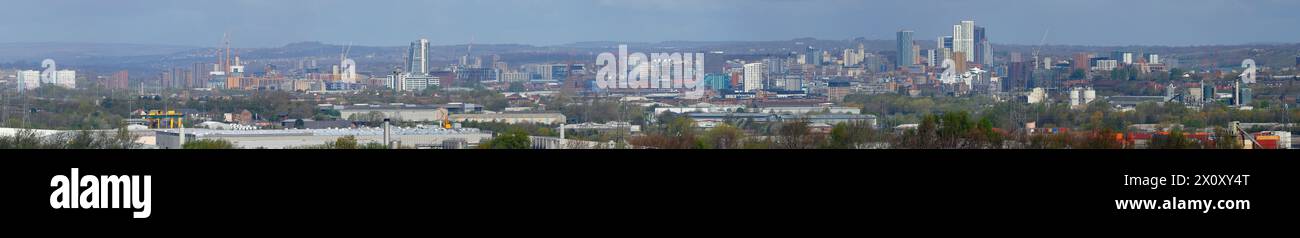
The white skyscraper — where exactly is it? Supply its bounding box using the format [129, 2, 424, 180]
[941, 48, 953, 66]
[387, 73, 440, 92]
[15, 69, 74, 90]
[937, 36, 946, 51]
[17, 70, 40, 91]
[55, 70, 76, 89]
[952, 25, 963, 54]
[857, 43, 866, 61]
[843, 49, 859, 67]
[407, 38, 429, 75]
[743, 63, 764, 92]
[926, 49, 937, 66]
[953, 20, 976, 63]
[1092, 60, 1119, 71]
[387, 73, 405, 91]
[340, 59, 357, 83]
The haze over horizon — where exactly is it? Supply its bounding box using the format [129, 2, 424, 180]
[2, 0, 1297, 48]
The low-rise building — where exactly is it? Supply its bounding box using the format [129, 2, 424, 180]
[335, 103, 482, 122]
[155, 127, 491, 149]
[450, 113, 567, 124]
[757, 106, 861, 115]
[562, 122, 641, 134]
[685, 113, 780, 128]
[1109, 96, 1169, 108]
[279, 119, 356, 129]
[530, 136, 622, 149]
[778, 114, 878, 128]
[653, 103, 747, 115]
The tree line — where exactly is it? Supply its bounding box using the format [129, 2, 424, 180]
[0, 128, 139, 149]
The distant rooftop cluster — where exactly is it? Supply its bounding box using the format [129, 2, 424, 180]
[158, 127, 481, 137]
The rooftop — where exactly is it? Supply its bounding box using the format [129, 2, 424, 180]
[157, 127, 483, 137]
[331, 103, 482, 110]
[452, 113, 565, 118]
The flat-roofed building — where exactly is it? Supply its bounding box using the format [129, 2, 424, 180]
[155, 128, 491, 149]
[779, 114, 878, 128]
[450, 113, 567, 124]
[685, 112, 780, 128]
[757, 106, 861, 115]
[335, 103, 482, 122]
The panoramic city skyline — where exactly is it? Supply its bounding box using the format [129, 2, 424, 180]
[2, 0, 1299, 47]
[2, 0, 1298, 151]
[0, 1, 1286, 227]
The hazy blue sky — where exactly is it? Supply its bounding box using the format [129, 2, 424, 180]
[2, 0, 1297, 47]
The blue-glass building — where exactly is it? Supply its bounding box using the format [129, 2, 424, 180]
[703, 73, 732, 93]
[897, 30, 914, 68]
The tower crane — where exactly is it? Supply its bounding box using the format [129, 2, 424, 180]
[221, 32, 232, 76]
[1017, 28, 1050, 136]
[1032, 29, 1050, 72]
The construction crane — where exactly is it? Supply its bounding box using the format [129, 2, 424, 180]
[438, 108, 453, 129]
[1016, 28, 1051, 135]
[143, 110, 185, 129]
[461, 35, 477, 68]
[220, 32, 231, 76]
[1032, 29, 1050, 72]
[1231, 121, 1263, 149]
[341, 42, 352, 63]
[443, 113, 453, 129]
[337, 42, 354, 82]
[210, 32, 236, 90]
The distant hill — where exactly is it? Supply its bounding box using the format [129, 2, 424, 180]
[0, 42, 199, 63]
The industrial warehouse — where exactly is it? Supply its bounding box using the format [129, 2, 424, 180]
[153, 127, 492, 149]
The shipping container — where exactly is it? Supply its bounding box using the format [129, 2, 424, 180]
[1256, 135, 1281, 149]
